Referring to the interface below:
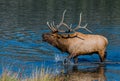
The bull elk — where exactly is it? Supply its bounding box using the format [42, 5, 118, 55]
[42, 10, 108, 63]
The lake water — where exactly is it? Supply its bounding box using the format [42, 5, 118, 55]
[0, 0, 120, 80]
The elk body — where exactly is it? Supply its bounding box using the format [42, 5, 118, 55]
[42, 10, 108, 63]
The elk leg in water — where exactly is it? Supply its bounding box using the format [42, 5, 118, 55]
[98, 50, 107, 62]
[64, 54, 78, 64]
[64, 54, 74, 64]
[73, 56, 78, 64]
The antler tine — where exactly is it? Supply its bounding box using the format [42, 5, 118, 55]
[57, 10, 66, 28]
[78, 12, 82, 27]
[56, 10, 73, 32]
[83, 24, 92, 33]
[47, 22, 56, 32]
[73, 12, 82, 31]
[50, 22, 57, 32]
[47, 22, 53, 31]
[73, 12, 92, 33]
[52, 21, 55, 27]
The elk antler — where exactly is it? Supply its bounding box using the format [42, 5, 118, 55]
[46, 10, 72, 33]
[56, 10, 72, 31]
[47, 22, 56, 32]
[73, 13, 92, 33]
[46, 10, 92, 33]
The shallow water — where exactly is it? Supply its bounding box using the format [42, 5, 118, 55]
[0, 0, 120, 80]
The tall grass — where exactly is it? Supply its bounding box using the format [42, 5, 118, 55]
[25, 68, 53, 81]
[0, 68, 62, 81]
[0, 70, 19, 81]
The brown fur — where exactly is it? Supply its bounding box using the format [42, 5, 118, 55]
[42, 32, 108, 63]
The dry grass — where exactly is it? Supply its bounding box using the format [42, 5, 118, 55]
[0, 70, 19, 81]
[0, 68, 59, 81]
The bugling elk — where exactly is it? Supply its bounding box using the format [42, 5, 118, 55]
[42, 10, 108, 63]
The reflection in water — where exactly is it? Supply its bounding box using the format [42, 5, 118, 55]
[62, 64, 106, 81]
